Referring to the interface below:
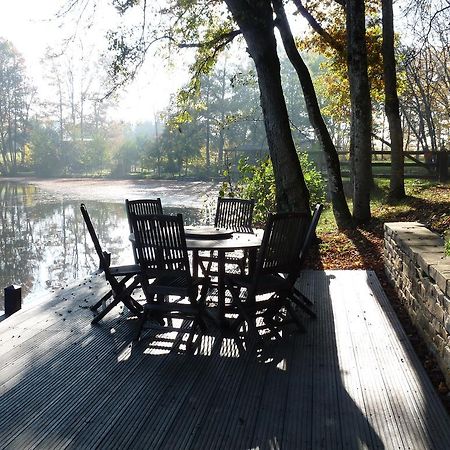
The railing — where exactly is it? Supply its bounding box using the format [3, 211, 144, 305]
[309, 149, 449, 181]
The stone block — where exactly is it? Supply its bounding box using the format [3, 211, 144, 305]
[443, 296, 450, 315]
[429, 263, 450, 294]
[441, 346, 450, 387]
[416, 251, 446, 274]
[430, 302, 444, 324]
[433, 333, 446, 354]
[445, 316, 450, 335]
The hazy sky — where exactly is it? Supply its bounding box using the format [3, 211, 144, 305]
[0, 1, 192, 123]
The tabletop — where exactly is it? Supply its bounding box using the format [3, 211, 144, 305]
[186, 230, 263, 251]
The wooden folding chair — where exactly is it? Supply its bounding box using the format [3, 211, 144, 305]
[80, 203, 142, 324]
[130, 212, 212, 347]
[198, 197, 255, 276]
[125, 198, 163, 262]
[288, 203, 323, 318]
[224, 212, 310, 341]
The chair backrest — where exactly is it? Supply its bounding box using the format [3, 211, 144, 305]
[125, 198, 163, 231]
[214, 197, 255, 233]
[253, 212, 310, 288]
[80, 203, 111, 271]
[298, 203, 323, 266]
[129, 213, 191, 277]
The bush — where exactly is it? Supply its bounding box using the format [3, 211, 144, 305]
[220, 154, 326, 224]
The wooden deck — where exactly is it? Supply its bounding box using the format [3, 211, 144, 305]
[0, 270, 449, 450]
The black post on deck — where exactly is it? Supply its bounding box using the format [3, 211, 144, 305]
[436, 151, 448, 182]
[4, 285, 22, 316]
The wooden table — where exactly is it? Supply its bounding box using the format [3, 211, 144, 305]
[186, 230, 263, 324]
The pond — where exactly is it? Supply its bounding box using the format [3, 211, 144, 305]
[0, 178, 218, 312]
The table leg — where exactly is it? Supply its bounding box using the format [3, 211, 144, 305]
[192, 250, 199, 279]
[217, 249, 226, 324]
[247, 248, 257, 277]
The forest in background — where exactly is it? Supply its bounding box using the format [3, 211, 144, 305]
[0, 1, 448, 183]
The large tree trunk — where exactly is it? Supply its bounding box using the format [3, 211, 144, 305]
[346, 0, 373, 223]
[382, 0, 405, 200]
[273, 0, 353, 229]
[224, 0, 310, 213]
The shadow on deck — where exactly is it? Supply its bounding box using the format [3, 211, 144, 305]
[0, 270, 449, 449]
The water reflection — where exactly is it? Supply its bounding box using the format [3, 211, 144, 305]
[0, 180, 204, 311]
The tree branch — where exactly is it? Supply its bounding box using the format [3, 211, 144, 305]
[291, 0, 345, 54]
[178, 29, 241, 49]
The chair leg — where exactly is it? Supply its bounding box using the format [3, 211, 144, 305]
[90, 289, 113, 311]
[134, 309, 147, 341]
[91, 298, 119, 324]
[285, 301, 306, 332]
[290, 291, 317, 319]
[92, 279, 141, 324]
[228, 285, 259, 340]
[293, 286, 314, 306]
[186, 318, 202, 353]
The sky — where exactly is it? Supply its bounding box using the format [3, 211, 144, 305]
[0, 0, 192, 123]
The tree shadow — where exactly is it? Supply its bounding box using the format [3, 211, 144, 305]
[3, 270, 449, 448]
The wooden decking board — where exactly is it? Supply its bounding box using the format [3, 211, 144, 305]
[80, 353, 183, 449]
[333, 273, 402, 449]
[0, 276, 104, 339]
[351, 273, 426, 449]
[212, 344, 273, 450]
[50, 344, 159, 448]
[1, 322, 135, 448]
[251, 337, 295, 450]
[352, 272, 432, 449]
[137, 340, 241, 450]
[131, 353, 218, 449]
[287, 273, 320, 449]
[1, 314, 137, 442]
[349, 276, 423, 449]
[55, 354, 157, 449]
[332, 273, 394, 448]
[65, 330, 193, 449]
[91, 326, 207, 449]
[0, 319, 123, 404]
[341, 271, 450, 448]
[311, 273, 343, 449]
[156, 337, 244, 450]
[368, 269, 449, 439]
[182, 341, 256, 450]
[0, 308, 97, 379]
[104, 341, 211, 449]
[1, 270, 449, 449]
[32, 331, 151, 449]
[367, 272, 450, 447]
[282, 324, 314, 449]
[186, 339, 256, 450]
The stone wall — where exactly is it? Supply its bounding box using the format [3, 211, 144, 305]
[384, 222, 450, 386]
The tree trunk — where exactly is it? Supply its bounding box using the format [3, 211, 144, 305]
[218, 65, 227, 172]
[205, 77, 211, 173]
[273, 0, 353, 229]
[382, 0, 405, 200]
[224, 0, 310, 213]
[346, 0, 372, 223]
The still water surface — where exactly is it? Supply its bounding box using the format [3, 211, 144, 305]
[0, 178, 218, 311]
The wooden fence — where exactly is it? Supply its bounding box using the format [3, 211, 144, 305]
[310, 150, 449, 181]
